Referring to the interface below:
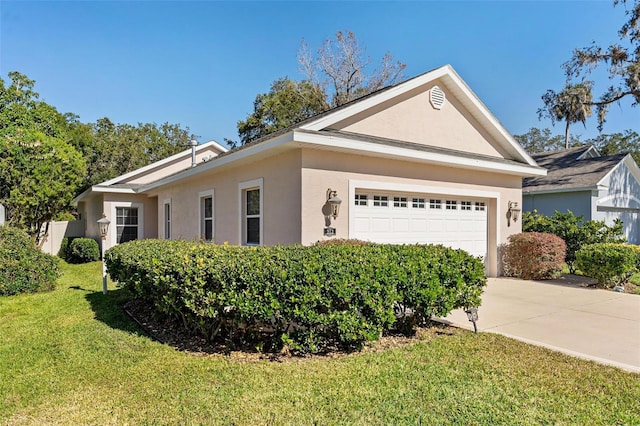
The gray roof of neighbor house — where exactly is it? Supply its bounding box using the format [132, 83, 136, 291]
[523, 146, 627, 193]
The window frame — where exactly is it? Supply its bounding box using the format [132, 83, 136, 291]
[198, 190, 214, 242]
[238, 178, 263, 246]
[110, 202, 144, 248]
[163, 198, 171, 240]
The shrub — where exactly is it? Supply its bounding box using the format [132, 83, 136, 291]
[67, 238, 100, 263]
[502, 232, 566, 280]
[58, 237, 70, 260]
[0, 225, 59, 296]
[523, 210, 625, 273]
[106, 240, 487, 354]
[575, 243, 639, 288]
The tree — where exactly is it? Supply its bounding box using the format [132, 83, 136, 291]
[558, 0, 639, 130]
[585, 129, 640, 163]
[64, 117, 194, 191]
[0, 128, 86, 247]
[514, 127, 579, 153]
[538, 82, 593, 149]
[299, 30, 407, 108]
[237, 78, 328, 145]
[237, 30, 406, 145]
[0, 71, 69, 139]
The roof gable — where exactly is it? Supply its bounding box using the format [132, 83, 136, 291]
[299, 65, 537, 167]
[100, 140, 227, 186]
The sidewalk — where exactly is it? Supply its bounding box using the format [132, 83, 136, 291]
[442, 277, 640, 373]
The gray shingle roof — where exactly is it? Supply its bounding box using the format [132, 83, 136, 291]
[523, 147, 626, 193]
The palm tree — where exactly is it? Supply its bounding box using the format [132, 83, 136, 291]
[538, 82, 593, 149]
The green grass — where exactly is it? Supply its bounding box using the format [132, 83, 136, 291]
[1, 262, 639, 425]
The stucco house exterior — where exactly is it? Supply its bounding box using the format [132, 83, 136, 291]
[523, 145, 640, 244]
[74, 65, 546, 276]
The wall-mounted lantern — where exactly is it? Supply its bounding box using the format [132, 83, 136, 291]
[506, 201, 521, 226]
[326, 188, 342, 220]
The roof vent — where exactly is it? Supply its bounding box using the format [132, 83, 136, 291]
[430, 86, 446, 110]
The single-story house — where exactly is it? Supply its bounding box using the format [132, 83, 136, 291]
[74, 65, 546, 276]
[523, 145, 640, 244]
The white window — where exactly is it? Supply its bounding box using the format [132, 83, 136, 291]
[239, 178, 263, 246]
[446, 200, 457, 210]
[163, 199, 171, 239]
[199, 190, 214, 242]
[412, 198, 426, 209]
[461, 201, 472, 211]
[116, 207, 139, 244]
[355, 194, 368, 206]
[475, 202, 486, 211]
[373, 195, 388, 207]
[110, 202, 144, 247]
[429, 199, 442, 209]
[393, 197, 408, 208]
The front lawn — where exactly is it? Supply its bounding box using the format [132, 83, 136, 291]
[1, 261, 638, 424]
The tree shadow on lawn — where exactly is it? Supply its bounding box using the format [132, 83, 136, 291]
[83, 288, 147, 337]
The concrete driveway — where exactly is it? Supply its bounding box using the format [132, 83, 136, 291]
[442, 277, 640, 373]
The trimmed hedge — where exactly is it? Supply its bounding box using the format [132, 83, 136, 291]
[105, 240, 487, 353]
[0, 225, 59, 296]
[68, 238, 100, 263]
[575, 243, 639, 288]
[502, 232, 566, 280]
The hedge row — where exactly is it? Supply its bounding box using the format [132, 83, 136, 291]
[576, 243, 640, 288]
[0, 225, 59, 296]
[105, 240, 487, 353]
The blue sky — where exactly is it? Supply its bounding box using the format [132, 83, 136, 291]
[1, 1, 637, 148]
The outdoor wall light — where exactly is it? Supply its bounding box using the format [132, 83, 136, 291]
[326, 188, 342, 220]
[465, 307, 479, 333]
[506, 201, 521, 226]
[97, 213, 111, 295]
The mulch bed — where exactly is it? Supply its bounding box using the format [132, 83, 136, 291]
[123, 298, 461, 363]
[546, 274, 639, 294]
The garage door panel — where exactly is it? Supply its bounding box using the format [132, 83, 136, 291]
[352, 190, 488, 259]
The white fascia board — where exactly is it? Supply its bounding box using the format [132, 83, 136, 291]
[92, 186, 136, 194]
[99, 140, 227, 186]
[140, 131, 295, 193]
[597, 154, 640, 187]
[300, 64, 538, 168]
[293, 130, 546, 177]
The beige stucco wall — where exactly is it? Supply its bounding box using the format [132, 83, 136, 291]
[333, 81, 508, 159]
[77, 195, 104, 241]
[300, 148, 522, 276]
[101, 193, 158, 251]
[151, 150, 302, 246]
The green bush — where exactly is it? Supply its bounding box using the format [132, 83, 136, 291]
[0, 225, 59, 296]
[523, 210, 625, 273]
[575, 243, 639, 288]
[68, 238, 100, 263]
[58, 237, 70, 260]
[502, 232, 566, 280]
[106, 240, 487, 354]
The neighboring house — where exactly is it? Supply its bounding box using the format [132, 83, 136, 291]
[523, 145, 640, 244]
[74, 65, 546, 276]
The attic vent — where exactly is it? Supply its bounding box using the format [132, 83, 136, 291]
[430, 86, 446, 110]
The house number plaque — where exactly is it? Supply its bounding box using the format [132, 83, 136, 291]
[323, 227, 336, 237]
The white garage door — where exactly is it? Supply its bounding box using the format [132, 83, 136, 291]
[351, 191, 488, 259]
